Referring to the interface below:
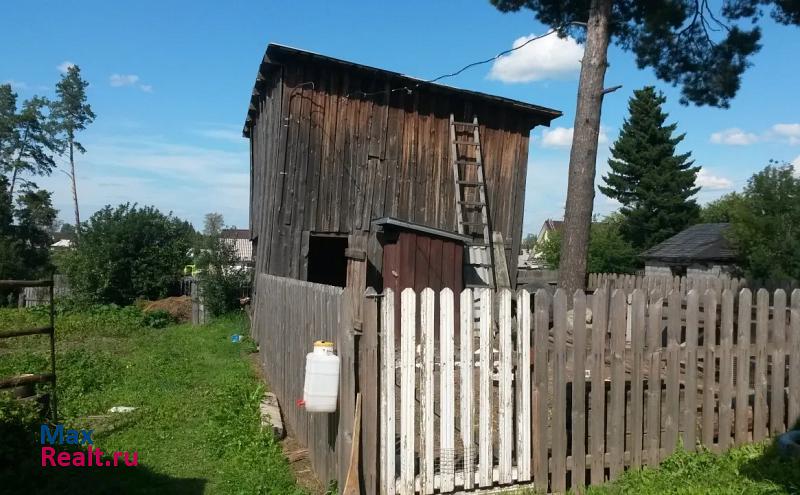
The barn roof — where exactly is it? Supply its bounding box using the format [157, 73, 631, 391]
[641, 223, 736, 263]
[244, 43, 562, 137]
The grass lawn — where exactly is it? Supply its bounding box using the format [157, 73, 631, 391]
[586, 443, 800, 494]
[0, 306, 304, 494]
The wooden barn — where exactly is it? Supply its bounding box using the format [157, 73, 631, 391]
[245, 44, 561, 296]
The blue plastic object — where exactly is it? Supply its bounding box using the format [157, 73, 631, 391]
[776, 430, 800, 459]
[230, 334, 242, 343]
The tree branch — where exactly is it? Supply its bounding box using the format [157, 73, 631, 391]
[602, 85, 623, 95]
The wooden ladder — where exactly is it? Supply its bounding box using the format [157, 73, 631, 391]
[450, 114, 496, 289]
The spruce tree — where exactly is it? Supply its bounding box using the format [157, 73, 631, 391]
[600, 86, 700, 251]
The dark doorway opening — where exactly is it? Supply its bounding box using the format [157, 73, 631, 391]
[307, 235, 348, 287]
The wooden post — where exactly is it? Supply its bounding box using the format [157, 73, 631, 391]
[360, 290, 380, 495]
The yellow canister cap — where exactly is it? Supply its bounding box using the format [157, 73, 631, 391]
[314, 340, 334, 348]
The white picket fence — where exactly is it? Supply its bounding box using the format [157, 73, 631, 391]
[379, 286, 800, 494]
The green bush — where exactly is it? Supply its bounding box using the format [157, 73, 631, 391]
[62, 203, 196, 305]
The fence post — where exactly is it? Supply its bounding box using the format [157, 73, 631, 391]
[360, 290, 380, 495]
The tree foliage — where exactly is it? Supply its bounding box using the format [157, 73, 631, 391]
[521, 233, 537, 251]
[700, 192, 743, 223]
[600, 86, 700, 250]
[490, 0, 798, 107]
[195, 213, 249, 317]
[62, 204, 195, 305]
[726, 163, 800, 280]
[535, 215, 638, 274]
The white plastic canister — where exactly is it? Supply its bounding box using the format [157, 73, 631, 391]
[303, 340, 340, 413]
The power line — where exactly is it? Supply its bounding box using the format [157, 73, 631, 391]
[346, 22, 581, 99]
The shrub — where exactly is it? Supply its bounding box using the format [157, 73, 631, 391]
[62, 204, 196, 305]
[140, 309, 175, 329]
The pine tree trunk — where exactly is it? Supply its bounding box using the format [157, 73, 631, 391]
[557, 0, 613, 293]
[69, 140, 81, 238]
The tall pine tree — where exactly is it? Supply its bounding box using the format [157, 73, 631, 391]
[600, 86, 700, 251]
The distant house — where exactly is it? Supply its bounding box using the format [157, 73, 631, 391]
[221, 229, 253, 266]
[527, 219, 563, 268]
[51, 233, 75, 249]
[642, 223, 737, 277]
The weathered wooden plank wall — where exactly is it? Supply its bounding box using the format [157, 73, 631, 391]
[379, 286, 800, 494]
[248, 57, 539, 289]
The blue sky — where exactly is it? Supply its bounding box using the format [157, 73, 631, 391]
[2, 1, 799, 235]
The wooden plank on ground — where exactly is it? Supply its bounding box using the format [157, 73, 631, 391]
[399, 289, 416, 495]
[517, 290, 532, 483]
[608, 290, 626, 480]
[735, 288, 752, 445]
[440, 288, 456, 492]
[718, 290, 735, 451]
[684, 289, 700, 451]
[533, 290, 550, 492]
[419, 288, 435, 494]
[753, 289, 769, 442]
[381, 289, 396, 495]
[478, 288, 493, 487]
[498, 289, 514, 484]
[552, 289, 568, 491]
[770, 290, 787, 436]
[590, 288, 608, 483]
[630, 289, 646, 467]
[459, 289, 475, 490]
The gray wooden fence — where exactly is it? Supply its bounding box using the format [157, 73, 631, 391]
[250, 274, 359, 488]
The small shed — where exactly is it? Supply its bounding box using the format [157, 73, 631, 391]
[642, 223, 737, 277]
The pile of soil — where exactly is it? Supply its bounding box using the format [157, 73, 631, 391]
[143, 296, 192, 323]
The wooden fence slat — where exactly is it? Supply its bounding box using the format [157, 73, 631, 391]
[419, 288, 435, 494]
[684, 289, 699, 451]
[753, 289, 769, 442]
[552, 289, 568, 491]
[645, 295, 663, 465]
[770, 290, 786, 436]
[790, 291, 800, 430]
[608, 290, 626, 480]
[478, 288, 493, 487]
[735, 288, 752, 445]
[630, 289, 646, 467]
[590, 288, 607, 483]
[571, 290, 588, 487]
[497, 289, 514, 484]
[664, 290, 681, 456]
[361, 292, 379, 495]
[381, 289, 396, 495]
[516, 290, 532, 482]
[701, 290, 718, 448]
[718, 290, 735, 451]
[533, 290, 550, 492]
[459, 289, 475, 490]
[439, 288, 456, 492]
[399, 288, 416, 495]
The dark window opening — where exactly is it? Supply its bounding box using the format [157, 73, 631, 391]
[307, 235, 348, 287]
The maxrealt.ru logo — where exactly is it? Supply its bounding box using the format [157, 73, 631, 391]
[40, 424, 138, 467]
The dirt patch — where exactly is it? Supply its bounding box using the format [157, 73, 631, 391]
[142, 296, 192, 323]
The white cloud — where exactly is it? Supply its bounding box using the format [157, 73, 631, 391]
[109, 74, 140, 87]
[710, 128, 759, 146]
[109, 74, 153, 92]
[771, 123, 800, 145]
[194, 128, 244, 143]
[696, 168, 733, 190]
[540, 126, 608, 148]
[489, 33, 583, 83]
[57, 61, 75, 74]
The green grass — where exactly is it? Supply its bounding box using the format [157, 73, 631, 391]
[0, 306, 305, 494]
[585, 443, 800, 495]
